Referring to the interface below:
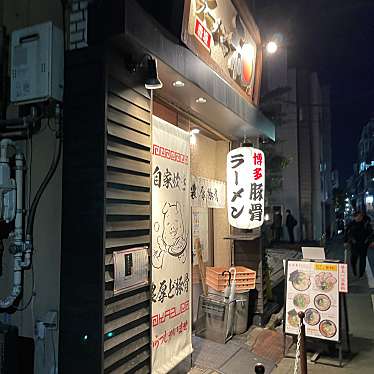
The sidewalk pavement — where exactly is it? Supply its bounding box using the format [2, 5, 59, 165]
[274, 239, 374, 374]
[188, 240, 374, 374]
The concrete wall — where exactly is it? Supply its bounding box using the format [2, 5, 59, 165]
[263, 59, 333, 242]
[266, 67, 302, 241]
[310, 72, 323, 240]
[0, 1, 64, 373]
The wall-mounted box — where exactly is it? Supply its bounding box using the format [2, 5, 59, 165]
[10, 22, 64, 104]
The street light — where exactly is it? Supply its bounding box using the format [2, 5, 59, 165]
[264, 33, 284, 55]
[266, 41, 278, 54]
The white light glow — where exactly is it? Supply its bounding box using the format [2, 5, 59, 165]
[191, 128, 200, 135]
[366, 195, 373, 204]
[195, 97, 207, 104]
[190, 134, 197, 145]
[266, 41, 278, 54]
[172, 80, 185, 87]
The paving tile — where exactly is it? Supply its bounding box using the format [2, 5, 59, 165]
[219, 348, 275, 373]
[192, 336, 241, 370]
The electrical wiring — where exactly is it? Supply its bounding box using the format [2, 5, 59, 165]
[26, 116, 62, 240]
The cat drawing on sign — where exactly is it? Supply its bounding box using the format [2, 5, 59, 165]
[152, 202, 187, 269]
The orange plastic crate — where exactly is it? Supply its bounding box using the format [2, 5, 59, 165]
[205, 266, 256, 292]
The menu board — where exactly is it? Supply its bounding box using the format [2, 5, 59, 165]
[285, 260, 339, 342]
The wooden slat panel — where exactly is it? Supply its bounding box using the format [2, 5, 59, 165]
[108, 94, 150, 124]
[133, 367, 149, 374]
[104, 322, 149, 352]
[105, 254, 114, 266]
[107, 153, 149, 174]
[108, 107, 150, 135]
[105, 291, 149, 317]
[104, 70, 151, 374]
[104, 307, 149, 334]
[106, 271, 114, 283]
[105, 235, 150, 250]
[105, 290, 115, 300]
[106, 220, 150, 233]
[106, 351, 150, 374]
[107, 140, 150, 162]
[106, 204, 150, 216]
[106, 188, 150, 202]
[104, 336, 149, 370]
[107, 171, 150, 188]
[107, 121, 150, 147]
[108, 78, 150, 112]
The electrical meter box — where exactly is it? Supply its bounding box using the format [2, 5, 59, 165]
[10, 22, 64, 104]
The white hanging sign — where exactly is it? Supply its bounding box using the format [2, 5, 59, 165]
[191, 175, 225, 209]
[227, 146, 265, 229]
[151, 116, 192, 374]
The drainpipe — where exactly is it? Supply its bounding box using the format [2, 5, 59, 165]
[14, 154, 24, 249]
[0, 253, 23, 309]
[0, 144, 24, 309]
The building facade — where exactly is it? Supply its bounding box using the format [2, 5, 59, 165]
[261, 48, 333, 241]
[349, 118, 374, 218]
[0, 1, 275, 373]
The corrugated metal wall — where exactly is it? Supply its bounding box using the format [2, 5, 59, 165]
[103, 64, 151, 373]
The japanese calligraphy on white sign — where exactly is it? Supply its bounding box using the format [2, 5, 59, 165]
[151, 116, 192, 374]
[191, 175, 225, 209]
[192, 207, 209, 266]
[285, 260, 340, 342]
[113, 247, 149, 295]
[227, 147, 265, 229]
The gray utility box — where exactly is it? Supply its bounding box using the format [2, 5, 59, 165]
[11, 22, 64, 104]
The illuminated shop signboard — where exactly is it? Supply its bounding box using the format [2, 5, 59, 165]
[227, 146, 265, 229]
[182, 0, 262, 104]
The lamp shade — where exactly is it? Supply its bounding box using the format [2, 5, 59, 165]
[144, 57, 163, 90]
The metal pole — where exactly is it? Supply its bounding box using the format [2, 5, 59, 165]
[298, 312, 308, 374]
[255, 363, 265, 373]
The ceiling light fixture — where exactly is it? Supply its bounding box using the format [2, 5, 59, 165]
[172, 80, 185, 87]
[195, 97, 207, 104]
[191, 128, 200, 135]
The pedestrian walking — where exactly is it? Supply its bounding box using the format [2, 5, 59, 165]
[272, 210, 282, 242]
[344, 211, 373, 278]
[285, 209, 297, 244]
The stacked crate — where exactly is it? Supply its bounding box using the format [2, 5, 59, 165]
[206, 266, 256, 292]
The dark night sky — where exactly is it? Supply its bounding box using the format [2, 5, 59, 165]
[254, 0, 374, 184]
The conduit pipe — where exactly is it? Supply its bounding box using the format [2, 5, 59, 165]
[0, 141, 24, 309]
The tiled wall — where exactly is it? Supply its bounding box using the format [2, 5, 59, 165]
[68, 0, 89, 49]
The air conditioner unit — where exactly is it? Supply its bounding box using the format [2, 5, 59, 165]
[10, 22, 64, 104]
